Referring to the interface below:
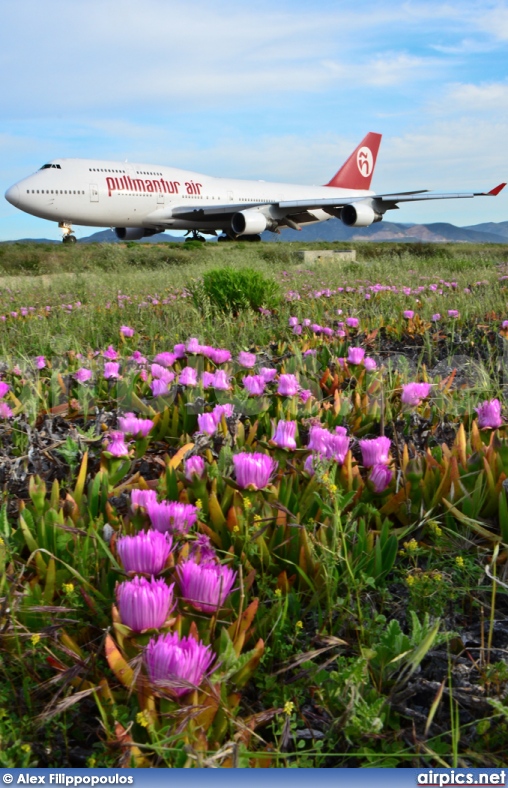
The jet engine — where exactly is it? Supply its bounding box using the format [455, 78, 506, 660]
[114, 228, 160, 241]
[230, 210, 268, 236]
[340, 203, 382, 227]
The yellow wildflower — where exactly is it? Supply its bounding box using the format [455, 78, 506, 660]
[233, 525, 240, 533]
[406, 575, 416, 587]
[62, 582, 75, 595]
[243, 498, 252, 510]
[253, 514, 262, 522]
[329, 484, 338, 495]
[295, 620, 303, 630]
[136, 710, 151, 728]
[31, 633, 41, 646]
[428, 521, 443, 537]
[274, 588, 282, 597]
[284, 701, 295, 715]
[403, 539, 418, 552]
[195, 499, 203, 510]
[21, 744, 31, 754]
[455, 556, 465, 568]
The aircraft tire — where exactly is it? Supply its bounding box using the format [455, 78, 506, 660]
[62, 235, 77, 244]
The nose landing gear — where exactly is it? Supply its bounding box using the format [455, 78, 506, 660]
[59, 222, 77, 244]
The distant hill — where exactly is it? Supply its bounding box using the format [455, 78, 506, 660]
[2, 220, 508, 245]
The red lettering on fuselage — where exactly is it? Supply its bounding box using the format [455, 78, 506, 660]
[106, 175, 181, 196]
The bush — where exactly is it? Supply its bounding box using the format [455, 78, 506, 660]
[197, 266, 281, 315]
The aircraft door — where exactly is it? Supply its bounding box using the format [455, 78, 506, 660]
[157, 191, 164, 206]
[90, 184, 99, 202]
[227, 190, 234, 202]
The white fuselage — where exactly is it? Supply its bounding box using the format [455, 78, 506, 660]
[5, 157, 372, 233]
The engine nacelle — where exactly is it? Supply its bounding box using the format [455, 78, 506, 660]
[231, 210, 268, 236]
[114, 228, 160, 241]
[341, 203, 382, 227]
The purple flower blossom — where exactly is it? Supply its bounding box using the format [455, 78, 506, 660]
[185, 455, 205, 481]
[186, 337, 202, 354]
[145, 632, 215, 696]
[292, 324, 302, 335]
[0, 382, 10, 398]
[118, 412, 154, 438]
[130, 350, 147, 364]
[207, 348, 232, 364]
[151, 378, 171, 397]
[153, 351, 177, 367]
[117, 531, 173, 575]
[238, 351, 256, 368]
[304, 455, 316, 475]
[189, 534, 217, 564]
[103, 362, 120, 380]
[401, 382, 432, 407]
[212, 403, 234, 422]
[300, 389, 312, 403]
[151, 363, 174, 381]
[288, 316, 299, 327]
[120, 325, 135, 337]
[179, 367, 198, 387]
[211, 370, 230, 390]
[243, 375, 266, 396]
[259, 367, 277, 383]
[403, 310, 415, 319]
[448, 310, 459, 318]
[197, 412, 218, 435]
[346, 317, 359, 328]
[146, 500, 198, 534]
[0, 403, 13, 419]
[201, 371, 215, 389]
[277, 374, 299, 396]
[177, 559, 237, 613]
[103, 345, 118, 360]
[347, 347, 365, 365]
[75, 368, 92, 383]
[233, 452, 278, 490]
[272, 420, 297, 450]
[116, 576, 174, 632]
[359, 436, 391, 467]
[475, 399, 503, 429]
[105, 431, 130, 457]
[131, 488, 158, 511]
[369, 464, 393, 493]
[308, 426, 349, 463]
[432, 313, 441, 322]
[173, 343, 187, 358]
[35, 356, 46, 370]
[364, 357, 377, 371]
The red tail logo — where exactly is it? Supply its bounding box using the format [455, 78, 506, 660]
[325, 132, 382, 190]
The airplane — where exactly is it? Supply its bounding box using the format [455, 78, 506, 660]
[4, 132, 506, 243]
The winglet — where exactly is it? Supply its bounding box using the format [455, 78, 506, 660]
[325, 132, 382, 190]
[486, 183, 506, 196]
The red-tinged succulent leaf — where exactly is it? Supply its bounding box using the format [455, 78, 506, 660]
[105, 634, 135, 689]
[114, 722, 151, 767]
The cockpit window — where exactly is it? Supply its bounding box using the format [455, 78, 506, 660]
[39, 163, 61, 170]
[40, 164, 52, 169]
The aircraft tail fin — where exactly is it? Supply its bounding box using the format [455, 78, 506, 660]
[325, 132, 382, 189]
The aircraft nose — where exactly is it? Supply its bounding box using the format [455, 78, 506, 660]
[5, 184, 20, 207]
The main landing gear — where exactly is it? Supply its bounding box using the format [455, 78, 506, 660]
[218, 233, 262, 243]
[184, 230, 207, 243]
[59, 222, 77, 244]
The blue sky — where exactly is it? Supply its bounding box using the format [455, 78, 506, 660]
[1, 0, 507, 240]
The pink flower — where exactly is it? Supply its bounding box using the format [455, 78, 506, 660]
[153, 351, 177, 367]
[130, 350, 147, 364]
[35, 356, 46, 370]
[288, 316, 299, 327]
[75, 368, 92, 383]
[105, 431, 130, 457]
[104, 362, 120, 379]
[185, 456, 205, 481]
[131, 488, 157, 511]
[271, 420, 297, 450]
[277, 374, 299, 396]
[207, 348, 232, 364]
[364, 357, 377, 371]
[346, 317, 359, 328]
[120, 325, 135, 337]
[403, 310, 414, 319]
[186, 337, 202, 354]
[502, 320, 508, 329]
[201, 371, 215, 389]
[173, 343, 187, 358]
[116, 576, 174, 632]
[211, 370, 230, 390]
[117, 531, 173, 575]
[242, 375, 266, 396]
[179, 367, 198, 387]
[0, 382, 10, 398]
[347, 347, 365, 365]
[300, 389, 312, 403]
[401, 382, 432, 407]
[432, 314, 441, 322]
[369, 464, 393, 493]
[177, 559, 237, 614]
[103, 345, 118, 360]
[448, 310, 459, 318]
[118, 413, 154, 438]
[151, 378, 171, 397]
[146, 500, 198, 534]
[475, 399, 502, 429]
[145, 632, 215, 696]
[259, 368, 277, 383]
[197, 413, 217, 434]
[238, 351, 256, 368]
[359, 436, 391, 467]
[0, 402, 13, 419]
[233, 452, 278, 490]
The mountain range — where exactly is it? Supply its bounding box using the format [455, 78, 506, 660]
[5, 219, 508, 244]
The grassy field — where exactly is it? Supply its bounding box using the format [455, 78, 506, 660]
[1, 240, 508, 768]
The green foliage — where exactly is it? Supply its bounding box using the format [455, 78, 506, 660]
[195, 266, 281, 315]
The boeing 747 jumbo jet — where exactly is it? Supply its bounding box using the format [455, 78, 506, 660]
[4, 132, 506, 243]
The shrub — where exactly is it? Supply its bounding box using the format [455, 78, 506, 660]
[196, 266, 281, 315]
